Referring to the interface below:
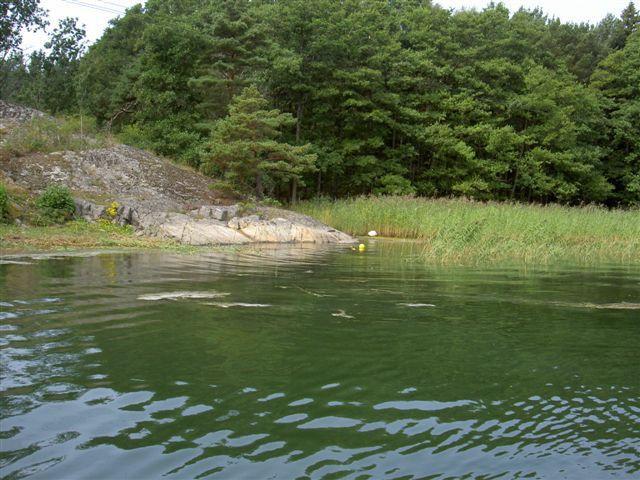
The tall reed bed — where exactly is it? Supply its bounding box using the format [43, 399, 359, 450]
[294, 197, 640, 264]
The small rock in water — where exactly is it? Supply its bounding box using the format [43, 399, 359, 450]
[368, 230, 378, 237]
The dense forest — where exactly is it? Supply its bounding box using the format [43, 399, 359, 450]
[1, 0, 639, 205]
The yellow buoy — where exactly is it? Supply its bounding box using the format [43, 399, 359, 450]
[358, 243, 366, 251]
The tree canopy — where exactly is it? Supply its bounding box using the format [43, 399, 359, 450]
[1, 0, 47, 58]
[2, 0, 639, 205]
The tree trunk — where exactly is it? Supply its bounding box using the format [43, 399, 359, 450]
[292, 100, 302, 204]
[296, 101, 302, 143]
[291, 178, 298, 204]
[255, 172, 263, 199]
[513, 121, 527, 199]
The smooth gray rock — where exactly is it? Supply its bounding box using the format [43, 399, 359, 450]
[139, 212, 251, 245]
[227, 214, 263, 230]
[71, 198, 356, 246]
[136, 210, 355, 245]
[240, 217, 355, 244]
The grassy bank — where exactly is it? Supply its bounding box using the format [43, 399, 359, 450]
[0, 115, 112, 160]
[0, 220, 191, 254]
[293, 197, 640, 264]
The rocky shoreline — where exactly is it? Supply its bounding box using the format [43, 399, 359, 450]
[75, 198, 354, 245]
[1, 101, 355, 246]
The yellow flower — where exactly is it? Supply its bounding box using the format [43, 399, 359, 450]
[106, 201, 119, 218]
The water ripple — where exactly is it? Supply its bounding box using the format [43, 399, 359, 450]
[1, 249, 639, 479]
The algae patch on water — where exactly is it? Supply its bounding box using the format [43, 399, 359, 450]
[138, 291, 230, 301]
[397, 303, 436, 307]
[203, 302, 272, 308]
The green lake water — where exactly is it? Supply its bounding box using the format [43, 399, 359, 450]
[1, 241, 639, 479]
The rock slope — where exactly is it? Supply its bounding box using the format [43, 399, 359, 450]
[0, 102, 355, 245]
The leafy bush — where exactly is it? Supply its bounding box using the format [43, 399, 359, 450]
[260, 197, 282, 207]
[36, 185, 76, 224]
[208, 179, 240, 197]
[118, 118, 204, 167]
[0, 184, 8, 222]
[237, 200, 258, 216]
[374, 174, 416, 196]
[452, 178, 492, 200]
[117, 124, 150, 150]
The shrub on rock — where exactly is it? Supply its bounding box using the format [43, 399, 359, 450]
[36, 185, 75, 224]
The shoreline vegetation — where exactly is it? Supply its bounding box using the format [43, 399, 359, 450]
[2, 197, 639, 265]
[2, 2, 640, 265]
[0, 221, 199, 254]
[293, 197, 640, 264]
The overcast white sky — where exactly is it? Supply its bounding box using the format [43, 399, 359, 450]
[21, 0, 142, 53]
[21, 0, 632, 53]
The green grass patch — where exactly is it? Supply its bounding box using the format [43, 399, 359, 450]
[0, 115, 112, 157]
[0, 220, 191, 253]
[0, 220, 253, 255]
[293, 196, 640, 264]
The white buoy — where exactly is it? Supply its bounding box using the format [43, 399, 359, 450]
[368, 230, 378, 237]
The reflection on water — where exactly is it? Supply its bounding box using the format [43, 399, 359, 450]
[1, 243, 639, 479]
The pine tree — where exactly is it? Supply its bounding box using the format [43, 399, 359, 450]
[189, 0, 266, 121]
[611, 2, 640, 48]
[202, 85, 316, 200]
